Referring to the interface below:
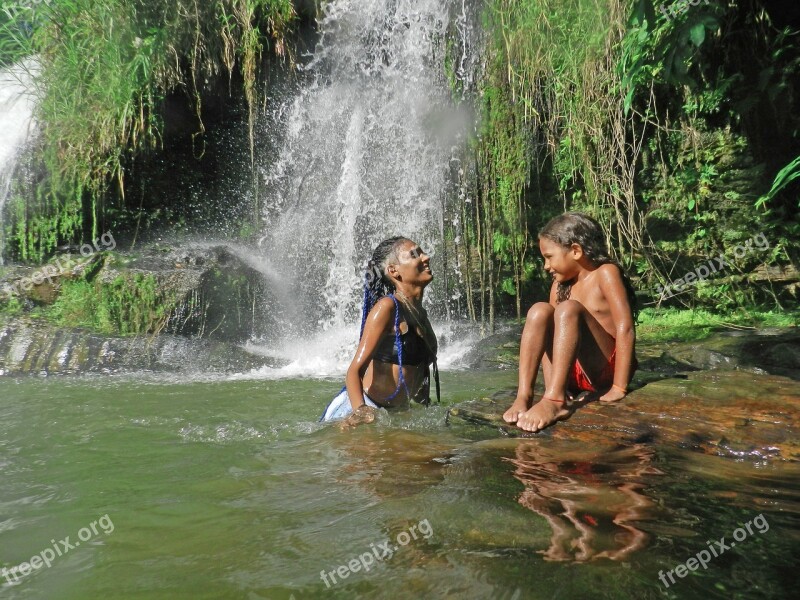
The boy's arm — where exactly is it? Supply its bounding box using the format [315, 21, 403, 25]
[598, 265, 635, 398]
[345, 297, 394, 410]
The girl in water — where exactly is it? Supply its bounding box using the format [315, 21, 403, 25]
[503, 213, 637, 433]
[321, 237, 439, 426]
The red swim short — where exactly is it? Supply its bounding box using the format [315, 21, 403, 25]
[567, 348, 638, 394]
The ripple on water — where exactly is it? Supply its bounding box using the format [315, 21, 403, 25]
[177, 420, 322, 444]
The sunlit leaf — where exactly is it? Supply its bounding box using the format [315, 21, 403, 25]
[689, 22, 705, 47]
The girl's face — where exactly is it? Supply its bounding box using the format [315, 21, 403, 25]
[539, 237, 581, 283]
[391, 240, 433, 286]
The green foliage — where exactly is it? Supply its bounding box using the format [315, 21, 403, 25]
[462, 0, 617, 324]
[466, 0, 799, 322]
[637, 307, 799, 343]
[1, 0, 295, 262]
[0, 294, 23, 317]
[49, 272, 175, 335]
[756, 155, 800, 209]
[621, 0, 722, 112]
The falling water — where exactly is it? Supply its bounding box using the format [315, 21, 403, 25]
[0, 59, 38, 264]
[254, 0, 477, 372]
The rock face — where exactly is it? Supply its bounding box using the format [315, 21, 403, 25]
[448, 329, 800, 462]
[98, 244, 270, 342]
[0, 243, 279, 375]
[461, 325, 800, 381]
[654, 328, 800, 379]
[0, 243, 269, 341]
[0, 316, 279, 375]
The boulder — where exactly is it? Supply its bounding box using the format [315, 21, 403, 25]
[0, 243, 269, 343]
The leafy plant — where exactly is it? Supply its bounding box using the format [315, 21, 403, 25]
[756, 155, 800, 209]
[621, 0, 722, 112]
[0, 0, 295, 262]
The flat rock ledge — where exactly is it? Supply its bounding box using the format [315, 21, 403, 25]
[448, 369, 799, 462]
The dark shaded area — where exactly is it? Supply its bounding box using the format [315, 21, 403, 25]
[762, 0, 800, 28]
[107, 17, 321, 244]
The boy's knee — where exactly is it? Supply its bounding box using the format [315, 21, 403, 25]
[526, 302, 553, 322]
[553, 299, 582, 320]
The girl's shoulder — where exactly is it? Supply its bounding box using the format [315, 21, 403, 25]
[368, 295, 399, 319]
[373, 295, 397, 309]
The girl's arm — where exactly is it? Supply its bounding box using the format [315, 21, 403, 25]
[345, 297, 395, 410]
[598, 265, 635, 400]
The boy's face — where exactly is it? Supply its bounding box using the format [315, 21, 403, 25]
[539, 237, 581, 283]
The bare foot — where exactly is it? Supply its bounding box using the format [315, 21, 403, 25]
[503, 397, 531, 423]
[517, 398, 570, 432]
[598, 387, 626, 403]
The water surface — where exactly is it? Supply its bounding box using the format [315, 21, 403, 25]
[1, 369, 797, 599]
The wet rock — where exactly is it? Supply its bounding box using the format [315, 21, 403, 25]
[458, 325, 522, 370]
[461, 323, 800, 380]
[0, 316, 282, 375]
[662, 328, 800, 379]
[447, 369, 800, 461]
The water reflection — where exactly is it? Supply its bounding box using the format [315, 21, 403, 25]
[507, 442, 662, 562]
[332, 425, 454, 498]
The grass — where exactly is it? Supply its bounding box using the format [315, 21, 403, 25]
[1, 253, 178, 334]
[636, 307, 800, 343]
[47, 275, 174, 335]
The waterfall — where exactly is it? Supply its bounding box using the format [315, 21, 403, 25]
[0, 59, 38, 264]
[252, 0, 477, 373]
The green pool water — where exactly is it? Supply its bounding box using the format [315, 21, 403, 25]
[1, 370, 797, 599]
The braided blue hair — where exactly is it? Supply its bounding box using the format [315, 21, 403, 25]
[359, 237, 411, 402]
[359, 237, 405, 336]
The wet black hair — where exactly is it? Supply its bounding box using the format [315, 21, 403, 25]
[539, 213, 638, 318]
[359, 236, 409, 338]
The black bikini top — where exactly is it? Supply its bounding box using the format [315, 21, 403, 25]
[373, 302, 432, 367]
[370, 295, 440, 405]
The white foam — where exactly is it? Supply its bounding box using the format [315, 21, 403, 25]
[256, 0, 471, 332]
[231, 319, 480, 381]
